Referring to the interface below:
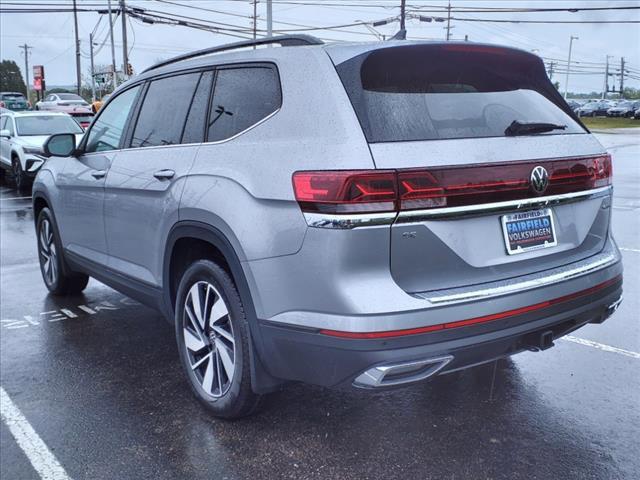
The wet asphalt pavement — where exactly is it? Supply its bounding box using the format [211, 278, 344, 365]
[1, 131, 639, 480]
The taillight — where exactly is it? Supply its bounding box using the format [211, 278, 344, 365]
[292, 170, 396, 213]
[0, 102, 4, 108]
[397, 154, 611, 210]
[293, 155, 611, 214]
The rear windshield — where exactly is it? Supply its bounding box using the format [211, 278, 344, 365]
[335, 44, 585, 143]
[58, 93, 84, 101]
[1, 93, 26, 100]
[16, 116, 83, 136]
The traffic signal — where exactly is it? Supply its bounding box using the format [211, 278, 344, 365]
[126, 63, 133, 76]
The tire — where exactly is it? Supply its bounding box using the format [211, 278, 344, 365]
[12, 157, 27, 191]
[175, 259, 261, 419]
[37, 207, 89, 295]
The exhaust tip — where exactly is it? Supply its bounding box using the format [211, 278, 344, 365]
[353, 355, 453, 389]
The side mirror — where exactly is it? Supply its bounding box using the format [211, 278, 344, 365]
[43, 133, 76, 157]
[0, 129, 10, 138]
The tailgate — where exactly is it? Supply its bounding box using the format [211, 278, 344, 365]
[370, 137, 610, 293]
[330, 42, 612, 293]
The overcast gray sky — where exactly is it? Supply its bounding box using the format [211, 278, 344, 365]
[1, 0, 639, 94]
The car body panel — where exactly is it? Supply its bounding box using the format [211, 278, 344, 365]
[104, 144, 198, 286]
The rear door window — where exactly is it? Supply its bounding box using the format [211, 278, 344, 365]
[335, 44, 585, 143]
[131, 72, 200, 148]
[207, 66, 281, 142]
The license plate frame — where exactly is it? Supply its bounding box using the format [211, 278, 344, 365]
[501, 208, 557, 255]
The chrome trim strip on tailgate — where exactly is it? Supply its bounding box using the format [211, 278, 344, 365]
[304, 211, 397, 229]
[415, 244, 620, 306]
[397, 186, 612, 223]
[303, 187, 611, 229]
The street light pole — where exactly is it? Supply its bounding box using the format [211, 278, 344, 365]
[563, 35, 578, 99]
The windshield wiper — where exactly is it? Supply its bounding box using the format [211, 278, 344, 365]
[505, 120, 567, 136]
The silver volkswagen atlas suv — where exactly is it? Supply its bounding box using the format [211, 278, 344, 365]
[33, 36, 623, 418]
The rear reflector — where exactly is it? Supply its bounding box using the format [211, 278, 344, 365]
[293, 155, 611, 214]
[319, 274, 622, 339]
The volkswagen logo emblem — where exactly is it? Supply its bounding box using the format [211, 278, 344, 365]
[530, 166, 549, 194]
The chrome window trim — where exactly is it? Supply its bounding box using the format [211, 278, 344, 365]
[303, 186, 611, 229]
[204, 108, 281, 146]
[417, 245, 620, 306]
[396, 186, 612, 222]
[304, 211, 397, 229]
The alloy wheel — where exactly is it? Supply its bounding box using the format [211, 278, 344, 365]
[39, 218, 58, 286]
[183, 281, 236, 398]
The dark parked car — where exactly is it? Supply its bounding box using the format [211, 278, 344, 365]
[576, 101, 609, 117]
[607, 101, 640, 117]
[0, 92, 30, 111]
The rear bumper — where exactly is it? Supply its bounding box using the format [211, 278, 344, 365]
[255, 265, 622, 390]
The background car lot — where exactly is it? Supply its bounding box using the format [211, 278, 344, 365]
[0, 131, 638, 479]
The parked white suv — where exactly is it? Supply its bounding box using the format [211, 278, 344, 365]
[0, 111, 85, 189]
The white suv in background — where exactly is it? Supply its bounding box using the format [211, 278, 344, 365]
[0, 111, 85, 190]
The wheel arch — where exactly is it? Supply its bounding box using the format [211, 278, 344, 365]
[163, 221, 283, 394]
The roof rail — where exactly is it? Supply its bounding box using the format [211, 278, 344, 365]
[143, 34, 324, 73]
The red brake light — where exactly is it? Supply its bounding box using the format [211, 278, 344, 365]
[292, 171, 397, 214]
[293, 155, 611, 214]
[0, 102, 4, 108]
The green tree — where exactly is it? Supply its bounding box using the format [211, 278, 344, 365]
[0, 60, 27, 94]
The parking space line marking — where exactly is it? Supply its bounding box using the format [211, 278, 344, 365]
[560, 336, 640, 360]
[0, 196, 32, 201]
[620, 247, 640, 253]
[0, 387, 72, 480]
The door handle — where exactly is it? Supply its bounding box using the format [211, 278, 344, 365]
[91, 170, 106, 179]
[153, 169, 175, 180]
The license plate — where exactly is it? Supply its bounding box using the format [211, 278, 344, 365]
[501, 208, 557, 255]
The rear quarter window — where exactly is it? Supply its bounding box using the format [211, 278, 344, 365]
[335, 44, 586, 143]
[207, 66, 281, 142]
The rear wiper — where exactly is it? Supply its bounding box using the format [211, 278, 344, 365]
[505, 120, 567, 136]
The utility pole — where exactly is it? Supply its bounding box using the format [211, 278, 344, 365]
[72, 0, 81, 95]
[252, 0, 258, 41]
[18, 44, 32, 101]
[400, 0, 406, 31]
[446, 1, 452, 41]
[547, 61, 555, 80]
[108, 0, 118, 90]
[602, 55, 612, 100]
[266, 0, 272, 37]
[89, 34, 96, 102]
[619, 57, 625, 99]
[563, 35, 578, 99]
[120, 0, 128, 80]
